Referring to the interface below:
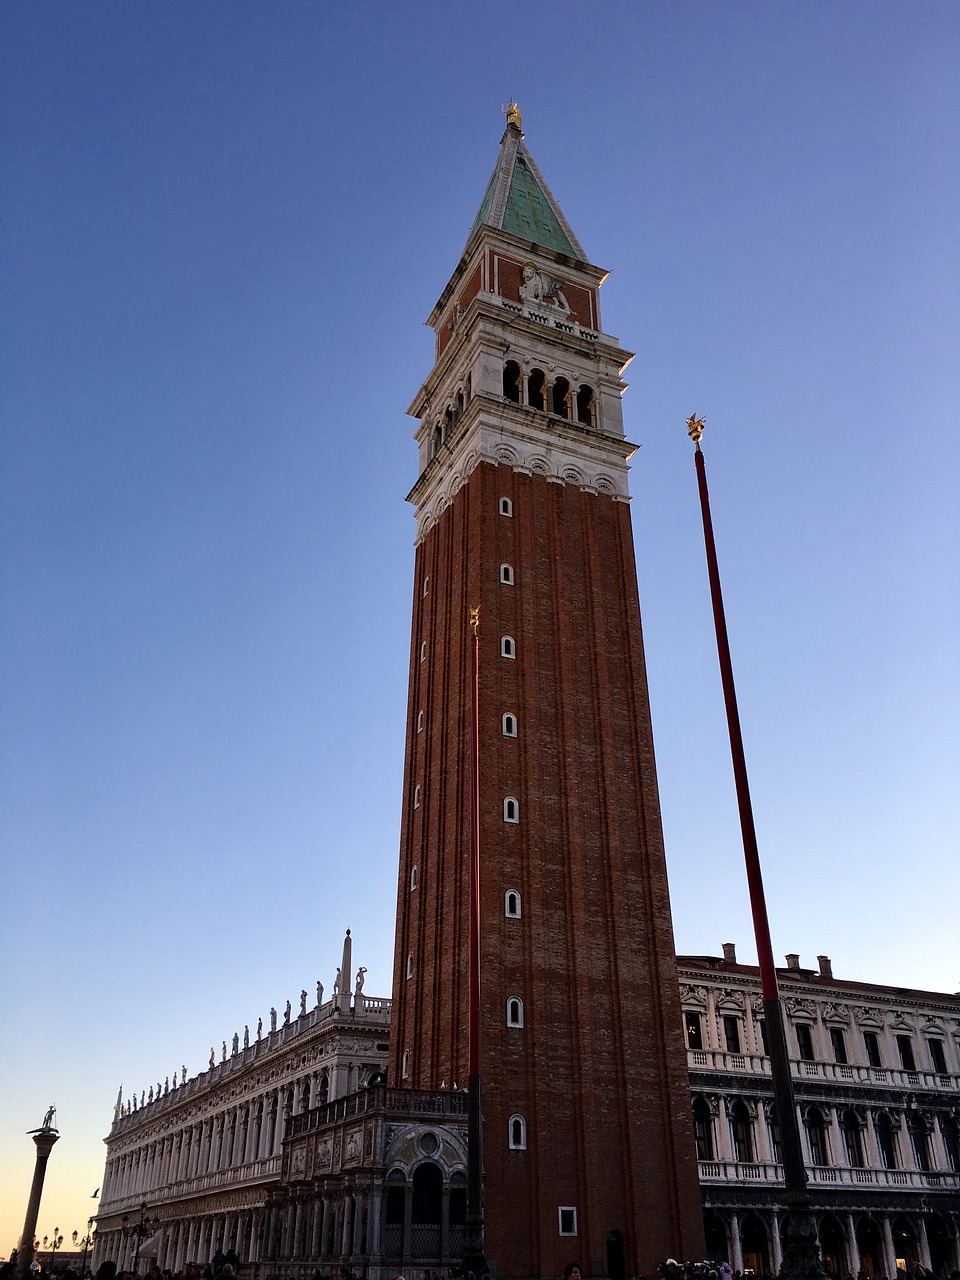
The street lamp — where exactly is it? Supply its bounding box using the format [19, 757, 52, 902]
[72, 1220, 96, 1276]
[42, 1230, 64, 1268]
[120, 1203, 159, 1275]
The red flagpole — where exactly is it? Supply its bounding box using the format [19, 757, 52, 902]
[686, 416, 825, 1279]
[463, 605, 487, 1272]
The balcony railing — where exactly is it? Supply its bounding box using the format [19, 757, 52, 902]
[286, 1086, 469, 1139]
[688, 1049, 957, 1092]
[697, 1159, 960, 1192]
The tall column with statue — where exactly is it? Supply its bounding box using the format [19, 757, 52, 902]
[17, 1108, 60, 1277]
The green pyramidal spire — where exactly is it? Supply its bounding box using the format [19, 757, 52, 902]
[466, 106, 586, 261]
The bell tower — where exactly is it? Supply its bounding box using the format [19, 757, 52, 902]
[389, 109, 704, 1278]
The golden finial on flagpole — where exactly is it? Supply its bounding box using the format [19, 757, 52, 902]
[686, 413, 706, 450]
[470, 606, 480, 636]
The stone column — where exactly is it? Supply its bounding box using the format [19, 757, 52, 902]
[367, 1188, 383, 1262]
[881, 1215, 898, 1279]
[310, 1199, 323, 1258]
[730, 1211, 744, 1273]
[17, 1126, 61, 1277]
[340, 1194, 353, 1258]
[844, 1213, 859, 1276]
[402, 1185, 413, 1264]
[769, 1209, 783, 1274]
[916, 1218, 932, 1271]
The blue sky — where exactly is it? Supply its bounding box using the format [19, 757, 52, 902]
[2, 0, 958, 1255]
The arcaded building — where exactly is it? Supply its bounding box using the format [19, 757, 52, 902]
[680, 946, 960, 1278]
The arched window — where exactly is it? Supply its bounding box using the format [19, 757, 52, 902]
[552, 376, 570, 419]
[503, 796, 519, 824]
[410, 865, 418, 890]
[528, 369, 546, 411]
[413, 785, 421, 809]
[431, 424, 442, 457]
[505, 889, 521, 918]
[499, 563, 514, 585]
[456, 389, 464, 417]
[500, 635, 515, 659]
[406, 953, 413, 979]
[875, 1113, 898, 1169]
[805, 1106, 830, 1166]
[499, 496, 513, 516]
[502, 712, 517, 737]
[417, 710, 424, 732]
[503, 360, 521, 404]
[840, 1110, 864, 1167]
[506, 997, 524, 1027]
[318, 1073, 329, 1107]
[576, 384, 595, 427]
[730, 1100, 754, 1163]
[692, 1097, 714, 1161]
[412, 1161, 443, 1228]
[419, 641, 427, 663]
[508, 1115, 527, 1150]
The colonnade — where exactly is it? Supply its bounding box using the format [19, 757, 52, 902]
[705, 1207, 960, 1279]
[102, 1062, 366, 1208]
[698, 1093, 958, 1178]
[263, 1182, 381, 1265]
[94, 1208, 264, 1273]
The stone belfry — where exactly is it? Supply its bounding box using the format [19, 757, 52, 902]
[389, 108, 704, 1278]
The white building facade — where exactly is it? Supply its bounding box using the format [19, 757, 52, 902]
[93, 938, 391, 1275]
[681, 947, 960, 1279]
[93, 945, 960, 1279]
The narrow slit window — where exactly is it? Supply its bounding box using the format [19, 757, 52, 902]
[410, 865, 418, 890]
[499, 563, 514, 585]
[507, 997, 524, 1027]
[422, 576, 429, 596]
[419, 641, 427, 663]
[417, 710, 424, 733]
[502, 712, 517, 737]
[503, 796, 519, 824]
[505, 890, 521, 918]
[406, 953, 413, 979]
[401, 1050, 409, 1079]
[413, 785, 421, 809]
[501, 636, 515, 659]
[499, 496, 513, 516]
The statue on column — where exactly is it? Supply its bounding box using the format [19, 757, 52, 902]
[182, 1065, 188, 1085]
[333, 968, 341, 997]
[355, 967, 366, 996]
[231, 1032, 239, 1056]
[221, 1040, 227, 1062]
[41, 1105, 56, 1130]
[316, 981, 323, 1006]
[283, 1000, 291, 1025]
[299, 989, 307, 1016]
[243, 1025, 250, 1049]
[269, 1007, 277, 1032]
[209, 1048, 216, 1068]
[257, 1016, 263, 1039]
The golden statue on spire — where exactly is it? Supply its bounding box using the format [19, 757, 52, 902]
[502, 101, 522, 131]
[686, 413, 706, 448]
